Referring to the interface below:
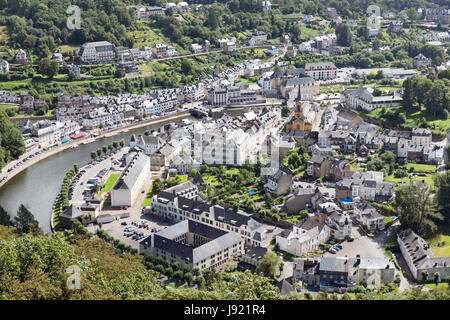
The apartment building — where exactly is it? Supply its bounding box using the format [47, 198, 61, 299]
[305, 62, 337, 80]
[78, 41, 116, 64]
[140, 219, 244, 271]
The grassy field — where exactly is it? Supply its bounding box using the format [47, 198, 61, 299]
[424, 282, 449, 289]
[55, 44, 78, 53]
[406, 163, 437, 174]
[0, 104, 19, 111]
[428, 232, 450, 257]
[97, 174, 120, 196]
[141, 183, 154, 207]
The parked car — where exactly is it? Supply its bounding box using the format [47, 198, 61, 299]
[329, 248, 336, 254]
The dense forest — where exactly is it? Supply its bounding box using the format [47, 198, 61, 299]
[1, 0, 449, 56]
[0, 0, 137, 57]
[0, 110, 25, 171]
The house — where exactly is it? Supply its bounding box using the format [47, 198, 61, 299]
[388, 20, 403, 33]
[397, 229, 450, 281]
[327, 159, 350, 181]
[15, 49, 28, 64]
[354, 202, 384, 233]
[284, 186, 316, 214]
[78, 41, 116, 64]
[305, 62, 337, 80]
[263, 164, 293, 195]
[307, 155, 329, 178]
[238, 246, 268, 271]
[276, 217, 330, 256]
[134, 134, 164, 155]
[335, 170, 394, 202]
[59, 201, 101, 229]
[140, 219, 244, 272]
[413, 53, 432, 68]
[412, 128, 432, 146]
[247, 31, 267, 46]
[150, 143, 175, 170]
[324, 7, 337, 18]
[52, 52, 64, 64]
[294, 256, 395, 291]
[111, 151, 150, 207]
[0, 59, 9, 73]
[163, 181, 199, 200]
[325, 211, 351, 240]
[190, 43, 202, 54]
[303, 15, 316, 24]
[177, 2, 190, 14]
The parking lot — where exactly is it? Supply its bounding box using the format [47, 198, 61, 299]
[87, 213, 173, 249]
[323, 226, 389, 259]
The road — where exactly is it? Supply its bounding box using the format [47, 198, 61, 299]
[71, 147, 129, 203]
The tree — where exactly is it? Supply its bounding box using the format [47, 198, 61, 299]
[421, 270, 429, 283]
[184, 272, 193, 285]
[102, 146, 108, 154]
[91, 152, 97, 160]
[96, 148, 102, 157]
[14, 204, 40, 235]
[281, 105, 290, 117]
[119, 139, 125, 148]
[434, 272, 441, 286]
[257, 252, 280, 278]
[394, 184, 443, 238]
[425, 80, 450, 118]
[151, 179, 162, 196]
[38, 58, 59, 79]
[434, 172, 450, 222]
[73, 164, 79, 173]
[336, 23, 352, 47]
[0, 206, 12, 226]
[165, 266, 173, 277]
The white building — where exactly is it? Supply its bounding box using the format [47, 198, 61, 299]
[305, 62, 337, 80]
[276, 218, 330, 256]
[340, 87, 403, 111]
[78, 41, 116, 64]
[111, 151, 150, 207]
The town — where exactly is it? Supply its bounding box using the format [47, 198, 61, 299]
[0, 0, 449, 302]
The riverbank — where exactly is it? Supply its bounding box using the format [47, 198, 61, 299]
[0, 110, 190, 189]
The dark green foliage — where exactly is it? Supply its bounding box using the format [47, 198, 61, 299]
[0, 111, 26, 171]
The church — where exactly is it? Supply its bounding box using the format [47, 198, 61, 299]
[285, 101, 314, 133]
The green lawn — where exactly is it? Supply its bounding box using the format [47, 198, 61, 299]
[141, 183, 154, 207]
[0, 104, 19, 111]
[406, 163, 437, 174]
[424, 282, 449, 289]
[428, 232, 450, 257]
[97, 174, 120, 196]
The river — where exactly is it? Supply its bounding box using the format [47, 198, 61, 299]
[0, 116, 194, 233]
